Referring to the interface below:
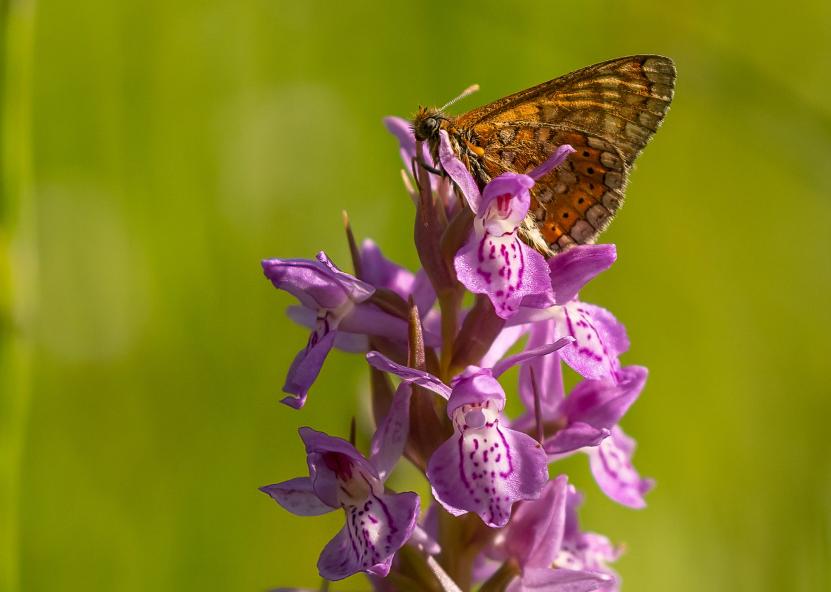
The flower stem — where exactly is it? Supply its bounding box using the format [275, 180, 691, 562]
[478, 558, 520, 592]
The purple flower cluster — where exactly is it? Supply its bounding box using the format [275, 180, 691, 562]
[259, 116, 653, 591]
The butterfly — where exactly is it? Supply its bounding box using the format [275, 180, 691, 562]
[413, 55, 676, 256]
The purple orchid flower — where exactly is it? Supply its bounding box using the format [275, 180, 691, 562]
[509, 243, 628, 382]
[555, 484, 623, 590]
[513, 344, 653, 508]
[587, 426, 654, 509]
[481, 475, 615, 592]
[366, 337, 573, 527]
[440, 131, 575, 320]
[260, 427, 420, 581]
[262, 251, 410, 408]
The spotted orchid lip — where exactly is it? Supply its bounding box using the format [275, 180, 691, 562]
[427, 408, 549, 528]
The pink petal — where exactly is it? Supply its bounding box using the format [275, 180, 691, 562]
[557, 302, 627, 381]
[365, 351, 452, 399]
[479, 174, 533, 225]
[588, 427, 653, 509]
[544, 423, 610, 455]
[369, 383, 412, 481]
[492, 337, 574, 378]
[559, 366, 647, 429]
[317, 491, 420, 580]
[504, 475, 569, 569]
[516, 567, 612, 591]
[426, 423, 548, 527]
[340, 304, 410, 343]
[548, 244, 617, 305]
[527, 144, 576, 180]
[455, 233, 552, 320]
[259, 476, 334, 516]
[439, 130, 481, 211]
[281, 329, 337, 409]
[315, 251, 375, 302]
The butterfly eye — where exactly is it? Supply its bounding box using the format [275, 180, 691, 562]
[415, 115, 440, 140]
[419, 117, 439, 138]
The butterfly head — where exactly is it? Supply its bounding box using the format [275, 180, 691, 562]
[412, 106, 446, 142]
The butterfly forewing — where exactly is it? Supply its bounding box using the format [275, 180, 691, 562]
[447, 55, 675, 253]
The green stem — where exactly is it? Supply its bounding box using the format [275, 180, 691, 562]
[478, 558, 520, 592]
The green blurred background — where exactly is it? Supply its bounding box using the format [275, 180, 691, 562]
[2, 0, 830, 590]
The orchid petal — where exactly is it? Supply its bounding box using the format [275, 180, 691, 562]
[383, 116, 436, 178]
[359, 239, 436, 313]
[557, 303, 626, 381]
[544, 423, 610, 455]
[365, 351, 451, 399]
[286, 305, 368, 353]
[479, 174, 533, 225]
[315, 251, 375, 302]
[259, 477, 334, 516]
[492, 337, 574, 378]
[527, 144, 576, 181]
[581, 303, 629, 359]
[455, 233, 552, 320]
[514, 567, 612, 592]
[427, 421, 548, 527]
[439, 130, 481, 211]
[370, 383, 412, 482]
[281, 329, 337, 409]
[262, 258, 350, 310]
[588, 427, 653, 509]
[519, 290, 558, 311]
[505, 475, 569, 569]
[559, 485, 622, 586]
[300, 427, 380, 508]
[446, 368, 506, 416]
[317, 491, 420, 580]
[340, 304, 410, 342]
[548, 244, 617, 305]
[559, 366, 647, 429]
[383, 116, 417, 162]
[359, 239, 415, 292]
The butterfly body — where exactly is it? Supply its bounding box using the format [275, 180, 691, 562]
[413, 55, 676, 255]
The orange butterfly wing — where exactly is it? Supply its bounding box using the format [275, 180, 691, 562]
[449, 55, 675, 253]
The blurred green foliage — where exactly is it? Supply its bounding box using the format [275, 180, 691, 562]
[2, 0, 830, 590]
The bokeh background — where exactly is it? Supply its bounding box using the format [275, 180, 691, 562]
[2, 0, 830, 590]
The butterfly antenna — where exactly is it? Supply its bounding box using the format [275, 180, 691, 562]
[440, 83, 480, 111]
